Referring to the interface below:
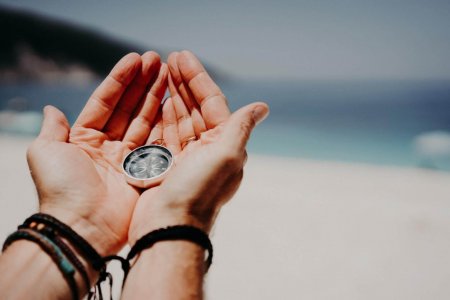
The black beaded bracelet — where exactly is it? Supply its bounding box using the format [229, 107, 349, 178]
[126, 225, 213, 278]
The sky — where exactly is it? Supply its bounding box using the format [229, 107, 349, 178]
[2, 0, 450, 80]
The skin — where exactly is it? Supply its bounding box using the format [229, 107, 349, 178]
[0, 50, 269, 300]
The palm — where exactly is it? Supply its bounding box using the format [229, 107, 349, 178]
[34, 132, 136, 213]
[130, 51, 232, 239]
[67, 129, 139, 227]
[140, 50, 231, 194]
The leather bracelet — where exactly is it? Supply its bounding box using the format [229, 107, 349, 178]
[23, 213, 105, 271]
[126, 225, 213, 279]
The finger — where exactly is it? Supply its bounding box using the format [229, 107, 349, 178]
[74, 53, 141, 130]
[221, 102, 269, 151]
[104, 51, 161, 140]
[168, 74, 197, 146]
[38, 105, 70, 142]
[177, 50, 230, 128]
[146, 111, 163, 145]
[168, 52, 197, 111]
[123, 63, 168, 148]
[168, 52, 206, 136]
[161, 98, 182, 154]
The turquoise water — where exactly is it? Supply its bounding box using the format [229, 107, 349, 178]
[1, 79, 450, 170]
[223, 80, 450, 169]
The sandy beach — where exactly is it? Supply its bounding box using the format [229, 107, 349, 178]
[1, 134, 450, 299]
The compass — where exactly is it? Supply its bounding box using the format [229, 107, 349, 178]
[122, 144, 173, 188]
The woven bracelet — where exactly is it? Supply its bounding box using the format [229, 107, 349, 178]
[126, 225, 213, 280]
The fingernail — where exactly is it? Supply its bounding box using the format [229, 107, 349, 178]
[252, 105, 269, 125]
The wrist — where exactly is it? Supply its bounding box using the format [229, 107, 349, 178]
[129, 207, 213, 246]
[121, 239, 205, 299]
[0, 240, 75, 299]
[39, 205, 120, 257]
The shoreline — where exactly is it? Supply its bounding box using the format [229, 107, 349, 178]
[1, 134, 450, 299]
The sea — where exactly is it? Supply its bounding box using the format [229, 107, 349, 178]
[1, 79, 450, 171]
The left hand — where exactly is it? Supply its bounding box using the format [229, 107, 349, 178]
[26, 52, 168, 255]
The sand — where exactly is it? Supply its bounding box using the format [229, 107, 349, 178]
[1, 134, 450, 299]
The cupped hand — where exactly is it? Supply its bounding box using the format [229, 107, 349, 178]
[26, 52, 168, 255]
[129, 51, 269, 243]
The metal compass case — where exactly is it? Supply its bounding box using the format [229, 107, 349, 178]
[122, 143, 173, 188]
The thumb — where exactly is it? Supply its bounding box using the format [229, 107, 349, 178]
[221, 102, 269, 151]
[38, 105, 70, 142]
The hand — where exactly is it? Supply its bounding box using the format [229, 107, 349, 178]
[26, 52, 168, 255]
[128, 51, 269, 243]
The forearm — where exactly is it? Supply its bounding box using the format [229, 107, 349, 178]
[123, 201, 212, 300]
[0, 240, 97, 300]
[0, 209, 111, 300]
[121, 241, 205, 300]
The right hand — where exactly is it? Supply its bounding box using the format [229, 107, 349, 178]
[128, 51, 269, 243]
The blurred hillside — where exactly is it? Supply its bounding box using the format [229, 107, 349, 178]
[0, 6, 225, 83]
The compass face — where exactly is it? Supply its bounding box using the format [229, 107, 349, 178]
[123, 145, 173, 180]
